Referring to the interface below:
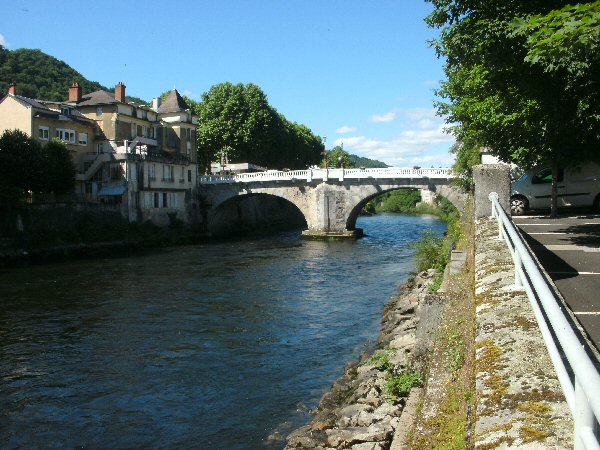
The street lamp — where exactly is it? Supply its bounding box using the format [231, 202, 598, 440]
[322, 136, 328, 169]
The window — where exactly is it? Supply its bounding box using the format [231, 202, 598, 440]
[154, 192, 159, 208]
[56, 128, 76, 144]
[110, 164, 121, 181]
[144, 192, 152, 209]
[148, 166, 154, 181]
[162, 193, 168, 208]
[162, 165, 174, 182]
[532, 168, 564, 184]
[61, 107, 71, 116]
[38, 126, 49, 141]
[97, 143, 105, 154]
[96, 107, 103, 116]
[78, 132, 88, 146]
[168, 192, 179, 208]
[188, 170, 192, 182]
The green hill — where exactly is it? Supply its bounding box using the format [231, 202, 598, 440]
[348, 154, 388, 168]
[0, 46, 145, 103]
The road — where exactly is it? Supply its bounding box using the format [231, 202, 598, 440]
[514, 212, 600, 355]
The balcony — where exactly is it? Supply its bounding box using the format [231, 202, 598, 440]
[161, 177, 175, 183]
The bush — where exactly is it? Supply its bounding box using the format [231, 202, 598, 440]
[413, 230, 449, 272]
[384, 371, 423, 404]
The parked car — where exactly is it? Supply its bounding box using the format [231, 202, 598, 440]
[510, 163, 600, 215]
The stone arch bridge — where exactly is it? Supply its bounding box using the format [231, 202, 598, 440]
[198, 168, 460, 238]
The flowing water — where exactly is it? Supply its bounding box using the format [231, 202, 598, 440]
[0, 214, 445, 449]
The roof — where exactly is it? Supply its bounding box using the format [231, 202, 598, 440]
[3, 93, 56, 112]
[77, 90, 120, 106]
[157, 89, 190, 113]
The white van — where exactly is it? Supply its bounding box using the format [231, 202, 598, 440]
[510, 163, 600, 215]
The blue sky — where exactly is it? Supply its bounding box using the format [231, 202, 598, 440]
[0, 0, 454, 167]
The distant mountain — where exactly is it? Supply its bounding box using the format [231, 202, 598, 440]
[348, 154, 389, 168]
[0, 46, 146, 104]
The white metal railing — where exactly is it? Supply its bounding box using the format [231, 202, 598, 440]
[198, 167, 453, 184]
[489, 192, 600, 450]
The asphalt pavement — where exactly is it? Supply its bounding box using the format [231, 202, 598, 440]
[513, 211, 600, 355]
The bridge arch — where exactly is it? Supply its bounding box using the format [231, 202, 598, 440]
[345, 186, 427, 231]
[207, 192, 307, 236]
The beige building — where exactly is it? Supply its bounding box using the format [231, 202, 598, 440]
[0, 82, 200, 225]
[0, 83, 96, 196]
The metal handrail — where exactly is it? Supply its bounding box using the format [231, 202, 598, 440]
[488, 192, 600, 450]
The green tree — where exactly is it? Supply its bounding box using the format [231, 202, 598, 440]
[450, 140, 480, 192]
[323, 145, 351, 168]
[0, 129, 44, 202]
[196, 82, 323, 172]
[426, 0, 600, 216]
[42, 139, 75, 194]
[196, 82, 281, 168]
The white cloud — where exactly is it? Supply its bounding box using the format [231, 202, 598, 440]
[335, 125, 357, 134]
[369, 110, 397, 123]
[334, 109, 455, 167]
[182, 89, 201, 100]
[0, 34, 8, 48]
[424, 80, 439, 87]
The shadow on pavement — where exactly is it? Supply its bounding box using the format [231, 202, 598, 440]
[520, 233, 578, 281]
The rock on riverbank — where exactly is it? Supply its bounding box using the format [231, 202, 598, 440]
[285, 269, 440, 450]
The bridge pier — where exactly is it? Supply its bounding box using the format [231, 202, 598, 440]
[300, 184, 363, 240]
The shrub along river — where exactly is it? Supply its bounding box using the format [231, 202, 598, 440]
[0, 213, 445, 449]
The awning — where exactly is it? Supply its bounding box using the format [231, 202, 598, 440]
[97, 185, 126, 196]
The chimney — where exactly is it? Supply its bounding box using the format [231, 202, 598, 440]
[152, 97, 161, 111]
[115, 82, 126, 102]
[8, 82, 15, 95]
[69, 82, 82, 102]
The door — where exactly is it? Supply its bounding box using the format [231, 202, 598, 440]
[565, 166, 598, 207]
[528, 167, 566, 209]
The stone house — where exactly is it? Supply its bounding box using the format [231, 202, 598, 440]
[0, 82, 199, 225]
[0, 83, 96, 197]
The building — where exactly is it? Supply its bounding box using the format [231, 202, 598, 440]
[0, 82, 97, 197]
[0, 82, 199, 225]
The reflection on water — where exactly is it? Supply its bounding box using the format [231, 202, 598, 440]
[0, 214, 445, 449]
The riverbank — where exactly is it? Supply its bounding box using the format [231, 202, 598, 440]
[285, 269, 443, 449]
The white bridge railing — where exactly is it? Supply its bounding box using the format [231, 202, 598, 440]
[199, 167, 453, 184]
[489, 192, 600, 450]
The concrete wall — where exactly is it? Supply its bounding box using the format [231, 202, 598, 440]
[473, 164, 511, 218]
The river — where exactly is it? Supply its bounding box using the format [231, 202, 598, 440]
[0, 213, 446, 449]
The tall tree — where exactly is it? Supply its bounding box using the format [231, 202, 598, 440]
[323, 145, 351, 168]
[426, 0, 600, 215]
[195, 82, 323, 171]
[0, 129, 44, 202]
[42, 139, 75, 194]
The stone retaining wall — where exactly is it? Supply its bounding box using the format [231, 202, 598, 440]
[285, 270, 441, 449]
[473, 217, 572, 448]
